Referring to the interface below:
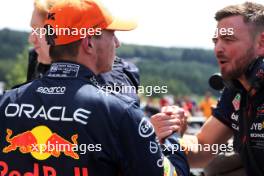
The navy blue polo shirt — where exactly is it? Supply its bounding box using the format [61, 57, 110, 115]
[213, 82, 264, 176]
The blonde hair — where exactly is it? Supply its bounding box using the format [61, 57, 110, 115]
[34, 0, 58, 18]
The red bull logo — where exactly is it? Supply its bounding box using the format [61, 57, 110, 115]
[44, 133, 79, 159]
[2, 126, 79, 160]
[3, 129, 37, 154]
[0, 161, 88, 176]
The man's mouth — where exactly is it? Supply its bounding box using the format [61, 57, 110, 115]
[219, 60, 228, 64]
[217, 56, 228, 65]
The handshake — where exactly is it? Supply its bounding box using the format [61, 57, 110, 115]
[151, 106, 189, 143]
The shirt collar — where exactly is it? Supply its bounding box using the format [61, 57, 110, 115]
[45, 61, 96, 79]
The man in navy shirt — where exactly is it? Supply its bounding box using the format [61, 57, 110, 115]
[151, 2, 264, 176]
[0, 0, 189, 175]
[25, 0, 140, 102]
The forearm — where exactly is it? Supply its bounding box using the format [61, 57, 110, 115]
[181, 135, 216, 168]
[187, 148, 215, 168]
[183, 117, 233, 168]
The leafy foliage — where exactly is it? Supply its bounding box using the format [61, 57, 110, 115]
[0, 28, 29, 59]
[0, 29, 219, 95]
[5, 48, 28, 89]
[138, 60, 218, 96]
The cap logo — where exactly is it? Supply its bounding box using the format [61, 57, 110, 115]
[47, 13, 56, 20]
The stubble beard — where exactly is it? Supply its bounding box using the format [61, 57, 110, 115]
[221, 47, 255, 81]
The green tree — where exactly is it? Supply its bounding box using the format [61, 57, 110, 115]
[0, 28, 29, 59]
[5, 48, 28, 89]
[0, 59, 14, 82]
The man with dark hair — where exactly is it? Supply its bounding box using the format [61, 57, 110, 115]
[0, 0, 189, 175]
[151, 2, 264, 175]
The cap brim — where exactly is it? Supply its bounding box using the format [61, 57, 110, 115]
[106, 18, 137, 31]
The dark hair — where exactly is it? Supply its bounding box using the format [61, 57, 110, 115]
[215, 2, 264, 34]
[49, 39, 82, 61]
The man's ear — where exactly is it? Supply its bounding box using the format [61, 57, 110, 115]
[257, 32, 264, 56]
[82, 37, 93, 54]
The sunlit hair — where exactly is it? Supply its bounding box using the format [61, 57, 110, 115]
[34, 0, 58, 18]
[215, 2, 264, 35]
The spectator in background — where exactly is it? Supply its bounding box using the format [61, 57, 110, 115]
[27, 0, 54, 80]
[159, 96, 169, 107]
[199, 91, 216, 119]
[182, 96, 197, 115]
[143, 97, 160, 117]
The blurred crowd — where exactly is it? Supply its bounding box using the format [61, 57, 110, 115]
[142, 91, 217, 119]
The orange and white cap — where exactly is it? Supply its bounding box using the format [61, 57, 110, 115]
[44, 0, 137, 46]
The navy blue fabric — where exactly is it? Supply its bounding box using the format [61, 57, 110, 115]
[97, 57, 140, 103]
[0, 62, 188, 176]
[213, 86, 264, 176]
[25, 51, 140, 102]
